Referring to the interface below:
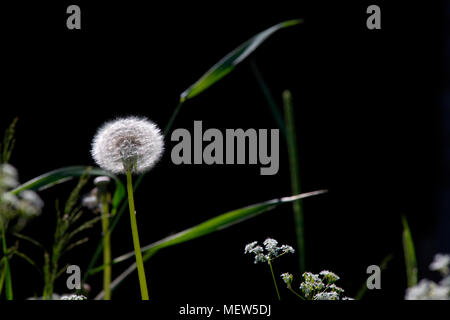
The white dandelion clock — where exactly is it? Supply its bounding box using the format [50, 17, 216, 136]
[91, 116, 164, 174]
[90, 116, 163, 300]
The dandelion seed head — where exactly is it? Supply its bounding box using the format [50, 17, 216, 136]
[91, 117, 164, 174]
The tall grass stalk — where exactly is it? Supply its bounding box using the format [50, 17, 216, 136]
[250, 60, 286, 138]
[100, 193, 111, 300]
[402, 215, 418, 287]
[126, 170, 149, 300]
[1, 224, 13, 300]
[283, 90, 305, 274]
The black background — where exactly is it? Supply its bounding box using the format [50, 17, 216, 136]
[0, 0, 446, 302]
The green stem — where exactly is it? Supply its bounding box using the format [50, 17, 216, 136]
[250, 60, 287, 138]
[126, 170, 149, 300]
[289, 287, 305, 300]
[283, 90, 305, 274]
[1, 224, 13, 300]
[268, 260, 281, 301]
[100, 194, 112, 300]
[164, 101, 184, 136]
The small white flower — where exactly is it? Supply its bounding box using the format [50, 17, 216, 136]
[405, 279, 436, 300]
[320, 270, 340, 283]
[60, 294, 87, 300]
[280, 244, 295, 254]
[254, 253, 268, 264]
[440, 276, 450, 287]
[300, 272, 325, 298]
[429, 253, 450, 275]
[0, 164, 19, 190]
[82, 194, 99, 210]
[329, 283, 344, 294]
[314, 292, 339, 300]
[263, 238, 278, 252]
[91, 117, 164, 174]
[244, 241, 258, 254]
[281, 273, 293, 287]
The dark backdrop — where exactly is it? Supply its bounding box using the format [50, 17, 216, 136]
[1, 1, 445, 300]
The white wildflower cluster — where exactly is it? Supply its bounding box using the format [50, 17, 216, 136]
[405, 253, 450, 300]
[91, 117, 164, 174]
[0, 164, 44, 229]
[297, 270, 351, 300]
[60, 294, 87, 300]
[281, 273, 294, 288]
[244, 238, 295, 264]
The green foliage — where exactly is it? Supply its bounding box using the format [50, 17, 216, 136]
[41, 171, 101, 299]
[0, 117, 18, 300]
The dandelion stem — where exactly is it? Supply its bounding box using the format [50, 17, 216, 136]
[126, 170, 149, 300]
[100, 194, 112, 300]
[268, 260, 281, 300]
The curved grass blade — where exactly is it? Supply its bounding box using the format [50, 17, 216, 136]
[402, 215, 418, 287]
[9, 166, 125, 211]
[180, 19, 303, 102]
[93, 190, 326, 299]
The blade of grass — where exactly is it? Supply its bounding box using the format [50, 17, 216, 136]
[0, 264, 5, 297]
[9, 166, 125, 211]
[13, 251, 41, 274]
[1, 226, 13, 300]
[93, 190, 326, 299]
[250, 60, 287, 138]
[283, 90, 305, 274]
[180, 19, 303, 102]
[402, 215, 418, 287]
